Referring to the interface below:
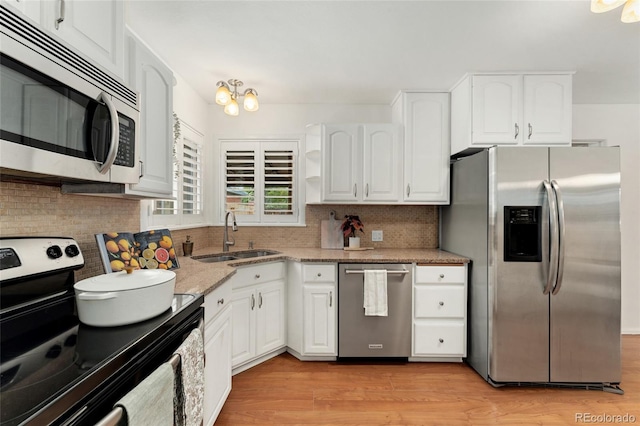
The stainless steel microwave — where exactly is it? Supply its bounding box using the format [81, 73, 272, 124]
[0, 6, 140, 184]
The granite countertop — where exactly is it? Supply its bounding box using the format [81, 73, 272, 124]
[174, 247, 469, 296]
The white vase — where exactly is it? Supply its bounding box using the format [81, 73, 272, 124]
[348, 237, 361, 248]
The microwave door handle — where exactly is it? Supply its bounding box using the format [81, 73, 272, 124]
[96, 92, 120, 175]
[551, 180, 566, 295]
[543, 180, 559, 295]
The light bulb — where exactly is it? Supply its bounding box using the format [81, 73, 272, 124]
[621, 0, 640, 22]
[591, 0, 626, 12]
[215, 85, 231, 105]
[224, 99, 239, 116]
[243, 91, 259, 112]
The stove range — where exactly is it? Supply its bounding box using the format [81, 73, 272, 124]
[0, 237, 203, 425]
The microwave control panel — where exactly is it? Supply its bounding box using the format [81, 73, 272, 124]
[115, 114, 135, 168]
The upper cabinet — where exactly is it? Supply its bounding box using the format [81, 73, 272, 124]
[41, 0, 125, 79]
[451, 73, 572, 156]
[391, 92, 450, 204]
[124, 32, 174, 198]
[306, 123, 402, 204]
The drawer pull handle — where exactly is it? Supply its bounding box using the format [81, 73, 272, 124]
[439, 338, 444, 343]
[255, 274, 261, 279]
[251, 294, 255, 310]
[329, 291, 333, 307]
[439, 301, 444, 306]
[259, 292, 263, 308]
[439, 274, 445, 278]
[218, 298, 225, 305]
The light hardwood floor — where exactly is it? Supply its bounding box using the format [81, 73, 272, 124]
[217, 335, 640, 425]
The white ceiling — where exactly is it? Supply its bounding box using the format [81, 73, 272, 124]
[126, 0, 640, 106]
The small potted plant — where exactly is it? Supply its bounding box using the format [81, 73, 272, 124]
[341, 215, 364, 248]
[182, 235, 194, 256]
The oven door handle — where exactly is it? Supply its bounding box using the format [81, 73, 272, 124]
[96, 92, 120, 175]
[76, 292, 117, 301]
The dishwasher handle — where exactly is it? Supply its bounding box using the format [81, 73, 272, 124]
[344, 269, 409, 275]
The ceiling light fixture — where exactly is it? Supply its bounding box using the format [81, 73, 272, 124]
[591, 0, 640, 23]
[215, 79, 259, 116]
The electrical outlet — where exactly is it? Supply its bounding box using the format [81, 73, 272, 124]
[372, 230, 383, 242]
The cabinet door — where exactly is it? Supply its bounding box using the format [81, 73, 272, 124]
[523, 75, 572, 145]
[303, 284, 336, 355]
[231, 287, 256, 367]
[203, 307, 232, 426]
[43, 0, 124, 78]
[322, 124, 360, 201]
[472, 75, 522, 144]
[362, 124, 401, 202]
[402, 93, 450, 203]
[126, 35, 174, 197]
[255, 280, 286, 356]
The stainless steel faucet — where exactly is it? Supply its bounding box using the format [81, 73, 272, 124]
[223, 211, 238, 252]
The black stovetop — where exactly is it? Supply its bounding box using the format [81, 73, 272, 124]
[0, 292, 201, 426]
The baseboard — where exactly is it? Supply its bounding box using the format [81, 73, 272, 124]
[409, 356, 463, 363]
[232, 347, 287, 376]
[286, 347, 337, 361]
[622, 329, 640, 335]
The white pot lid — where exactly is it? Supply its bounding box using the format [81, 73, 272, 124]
[74, 269, 176, 292]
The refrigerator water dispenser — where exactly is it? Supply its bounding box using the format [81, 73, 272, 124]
[504, 206, 541, 262]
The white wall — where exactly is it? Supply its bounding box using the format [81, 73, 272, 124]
[209, 103, 391, 135]
[173, 73, 209, 133]
[573, 104, 640, 334]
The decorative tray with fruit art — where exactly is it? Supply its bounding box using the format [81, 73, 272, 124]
[96, 229, 179, 273]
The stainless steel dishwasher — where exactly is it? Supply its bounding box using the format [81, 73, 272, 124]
[338, 263, 412, 358]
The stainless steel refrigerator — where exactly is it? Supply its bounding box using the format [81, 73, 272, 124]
[440, 146, 621, 392]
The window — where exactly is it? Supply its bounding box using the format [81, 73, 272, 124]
[151, 121, 204, 226]
[221, 140, 299, 225]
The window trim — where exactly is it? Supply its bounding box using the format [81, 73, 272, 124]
[145, 120, 205, 229]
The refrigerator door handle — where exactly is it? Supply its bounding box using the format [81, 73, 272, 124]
[543, 180, 559, 295]
[551, 180, 566, 295]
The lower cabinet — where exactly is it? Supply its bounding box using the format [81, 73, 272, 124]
[287, 262, 337, 358]
[202, 281, 233, 425]
[412, 264, 468, 361]
[231, 262, 286, 370]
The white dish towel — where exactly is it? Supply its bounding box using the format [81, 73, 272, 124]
[115, 362, 174, 426]
[363, 270, 388, 316]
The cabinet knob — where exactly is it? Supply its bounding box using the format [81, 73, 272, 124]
[255, 274, 261, 279]
[217, 298, 224, 305]
[439, 274, 445, 279]
[439, 338, 444, 343]
[439, 301, 444, 306]
[317, 272, 322, 277]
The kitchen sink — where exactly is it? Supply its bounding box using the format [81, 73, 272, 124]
[231, 250, 281, 259]
[192, 255, 237, 263]
[192, 249, 280, 263]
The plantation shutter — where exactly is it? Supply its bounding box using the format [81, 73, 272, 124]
[181, 136, 202, 215]
[224, 145, 257, 220]
[262, 146, 296, 222]
[221, 140, 298, 224]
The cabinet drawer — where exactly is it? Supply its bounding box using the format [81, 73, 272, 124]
[414, 285, 465, 318]
[413, 321, 465, 356]
[232, 261, 285, 289]
[303, 264, 336, 283]
[204, 281, 232, 326]
[415, 265, 465, 284]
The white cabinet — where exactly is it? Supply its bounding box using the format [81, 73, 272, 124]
[124, 32, 174, 197]
[306, 123, 401, 204]
[451, 73, 572, 156]
[41, 0, 124, 78]
[202, 282, 233, 425]
[287, 262, 337, 358]
[231, 262, 286, 371]
[412, 264, 468, 361]
[391, 92, 450, 204]
[1, 0, 41, 24]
